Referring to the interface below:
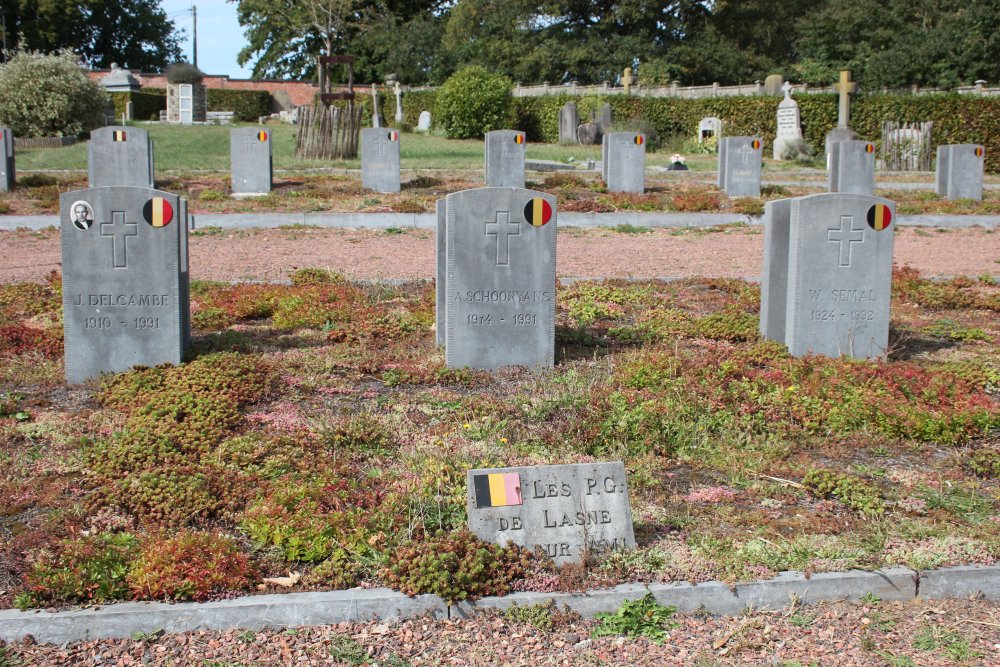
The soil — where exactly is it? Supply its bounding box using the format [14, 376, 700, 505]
[1, 225, 998, 285]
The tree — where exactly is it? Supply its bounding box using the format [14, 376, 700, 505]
[0, 0, 182, 70]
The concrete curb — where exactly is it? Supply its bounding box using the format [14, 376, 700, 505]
[1, 212, 997, 232]
[2, 565, 997, 645]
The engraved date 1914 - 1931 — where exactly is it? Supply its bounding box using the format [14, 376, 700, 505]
[466, 313, 537, 326]
[85, 317, 160, 330]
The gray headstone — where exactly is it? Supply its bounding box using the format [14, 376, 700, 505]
[576, 122, 600, 146]
[699, 116, 723, 143]
[416, 111, 431, 132]
[773, 87, 803, 160]
[759, 198, 793, 343]
[601, 133, 609, 182]
[717, 136, 728, 189]
[443, 187, 555, 369]
[230, 128, 272, 195]
[466, 462, 635, 565]
[763, 74, 784, 95]
[824, 126, 857, 163]
[60, 186, 190, 383]
[937, 144, 985, 201]
[785, 193, 895, 359]
[722, 136, 762, 198]
[829, 140, 875, 196]
[435, 198, 446, 348]
[559, 102, 578, 144]
[484, 130, 525, 188]
[0, 127, 13, 192]
[361, 128, 401, 194]
[604, 132, 646, 194]
[598, 103, 613, 135]
[88, 126, 154, 188]
[934, 145, 950, 197]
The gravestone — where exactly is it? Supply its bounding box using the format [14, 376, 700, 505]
[577, 122, 600, 146]
[230, 128, 273, 195]
[467, 461, 635, 565]
[88, 126, 154, 188]
[936, 144, 985, 201]
[722, 136, 762, 198]
[601, 133, 609, 182]
[559, 102, 578, 144]
[604, 132, 646, 193]
[484, 130, 526, 188]
[60, 186, 190, 383]
[699, 116, 723, 143]
[0, 127, 13, 192]
[764, 74, 784, 96]
[824, 70, 858, 160]
[773, 82, 803, 160]
[829, 140, 875, 196]
[361, 127, 401, 194]
[759, 198, 794, 342]
[370, 83, 384, 128]
[717, 135, 728, 188]
[416, 111, 431, 132]
[435, 198, 446, 347]
[784, 193, 895, 359]
[443, 187, 556, 369]
[393, 81, 404, 124]
[598, 103, 613, 135]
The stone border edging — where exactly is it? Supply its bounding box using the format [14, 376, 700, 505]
[2, 565, 997, 645]
[1, 212, 997, 232]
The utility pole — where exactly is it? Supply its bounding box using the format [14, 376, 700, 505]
[192, 4, 198, 68]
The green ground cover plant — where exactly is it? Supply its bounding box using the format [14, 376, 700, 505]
[0, 266, 997, 609]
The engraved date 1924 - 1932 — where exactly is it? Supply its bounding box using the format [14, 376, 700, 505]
[810, 310, 874, 322]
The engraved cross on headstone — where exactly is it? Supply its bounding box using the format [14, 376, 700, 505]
[485, 211, 519, 266]
[100, 211, 138, 268]
[619, 136, 635, 159]
[834, 70, 858, 129]
[501, 138, 514, 158]
[243, 134, 259, 155]
[374, 135, 389, 157]
[827, 215, 865, 267]
[738, 142, 754, 164]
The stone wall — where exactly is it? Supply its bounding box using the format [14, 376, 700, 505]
[165, 83, 208, 124]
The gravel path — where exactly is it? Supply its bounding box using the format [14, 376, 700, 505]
[1, 225, 998, 284]
[6, 598, 1000, 666]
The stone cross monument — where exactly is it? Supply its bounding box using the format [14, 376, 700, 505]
[825, 70, 859, 159]
[394, 81, 403, 124]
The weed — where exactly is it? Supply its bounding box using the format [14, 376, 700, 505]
[328, 635, 371, 665]
[384, 226, 406, 235]
[966, 449, 1000, 478]
[501, 600, 557, 630]
[803, 469, 885, 516]
[128, 531, 256, 601]
[19, 533, 139, 608]
[859, 592, 881, 604]
[611, 223, 652, 234]
[199, 188, 226, 201]
[591, 593, 679, 644]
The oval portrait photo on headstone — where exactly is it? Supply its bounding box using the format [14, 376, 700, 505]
[70, 200, 94, 231]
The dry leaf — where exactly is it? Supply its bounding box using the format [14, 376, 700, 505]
[262, 571, 301, 587]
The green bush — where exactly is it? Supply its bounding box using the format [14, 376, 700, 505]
[165, 62, 204, 85]
[207, 89, 272, 122]
[435, 66, 513, 139]
[0, 50, 107, 137]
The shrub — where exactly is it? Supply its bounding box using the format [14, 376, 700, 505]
[967, 449, 1000, 478]
[436, 66, 513, 139]
[0, 50, 107, 138]
[383, 529, 534, 604]
[128, 531, 256, 601]
[18, 533, 139, 608]
[165, 62, 204, 84]
[207, 89, 271, 122]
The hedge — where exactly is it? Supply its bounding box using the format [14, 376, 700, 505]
[510, 93, 999, 172]
[110, 91, 166, 122]
[206, 89, 272, 122]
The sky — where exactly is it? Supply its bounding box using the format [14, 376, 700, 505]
[159, 1, 254, 78]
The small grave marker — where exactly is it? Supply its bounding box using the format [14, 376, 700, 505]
[0, 127, 14, 191]
[936, 144, 984, 201]
[829, 140, 875, 196]
[603, 131, 646, 193]
[559, 102, 578, 144]
[88, 126, 154, 188]
[416, 111, 431, 132]
[722, 136, 762, 197]
[230, 127, 272, 195]
[467, 462, 636, 565]
[361, 127, 401, 193]
[484, 130, 526, 188]
[699, 116, 722, 144]
[442, 187, 555, 369]
[60, 186, 190, 383]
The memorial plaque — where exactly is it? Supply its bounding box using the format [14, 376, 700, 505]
[435, 198, 446, 347]
[444, 187, 555, 370]
[785, 193, 895, 359]
[938, 144, 984, 201]
[484, 130, 525, 188]
[604, 132, 646, 194]
[723, 136, 762, 198]
[759, 197, 793, 343]
[828, 140, 875, 196]
[0, 127, 14, 192]
[60, 186, 190, 383]
[361, 127, 401, 194]
[230, 127, 273, 195]
[467, 462, 635, 565]
[88, 126, 154, 188]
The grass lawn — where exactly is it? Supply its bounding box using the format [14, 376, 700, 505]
[0, 267, 997, 610]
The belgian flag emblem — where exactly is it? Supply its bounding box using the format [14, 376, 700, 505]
[389, 130, 399, 142]
[751, 139, 761, 150]
[113, 131, 126, 142]
[524, 197, 552, 227]
[867, 204, 891, 231]
[473, 472, 522, 508]
[143, 197, 174, 228]
[865, 143, 875, 154]
[975, 146, 984, 158]
[257, 131, 268, 142]
[514, 134, 525, 145]
[634, 135, 644, 146]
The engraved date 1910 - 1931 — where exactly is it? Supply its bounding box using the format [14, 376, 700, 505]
[810, 310, 874, 322]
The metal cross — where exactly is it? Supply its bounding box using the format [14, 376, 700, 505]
[827, 215, 865, 267]
[485, 211, 519, 266]
[100, 211, 137, 269]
